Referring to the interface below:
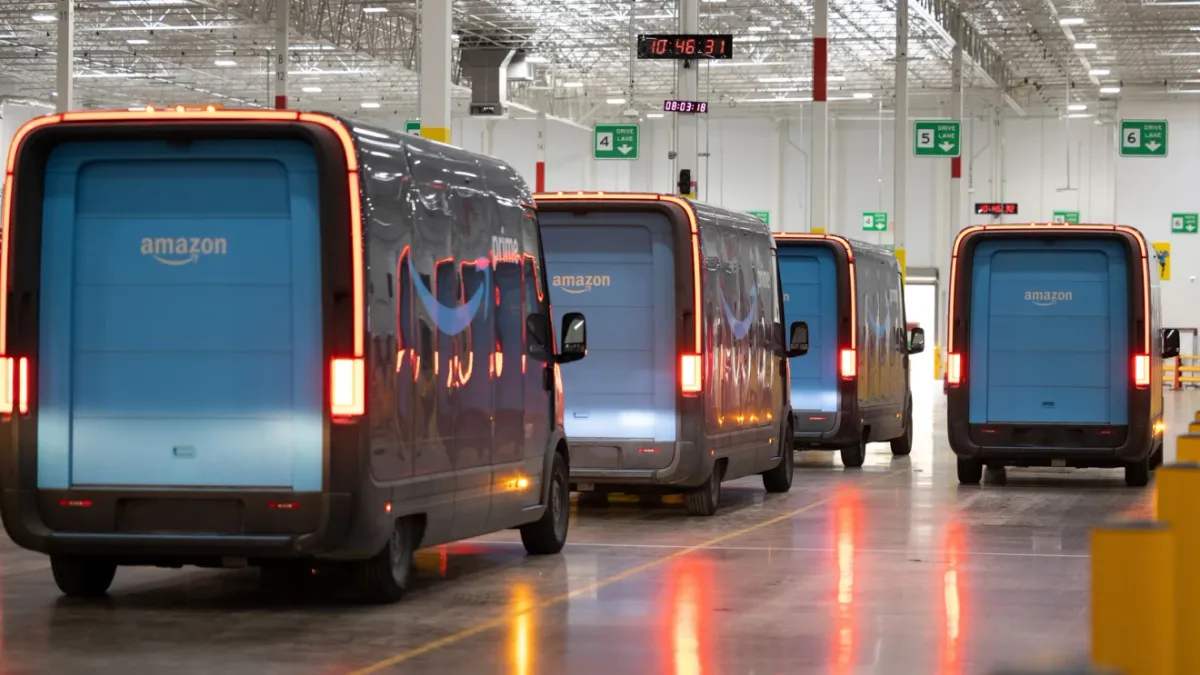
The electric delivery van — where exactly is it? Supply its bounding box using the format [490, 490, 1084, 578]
[775, 233, 925, 468]
[0, 108, 588, 601]
[945, 223, 1178, 487]
[534, 193, 808, 516]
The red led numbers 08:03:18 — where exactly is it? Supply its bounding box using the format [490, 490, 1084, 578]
[663, 99, 709, 114]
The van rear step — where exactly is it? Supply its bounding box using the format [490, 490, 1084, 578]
[968, 424, 1127, 448]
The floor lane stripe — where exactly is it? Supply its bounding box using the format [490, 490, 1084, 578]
[347, 468, 906, 674]
[473, 540, 1091, 559]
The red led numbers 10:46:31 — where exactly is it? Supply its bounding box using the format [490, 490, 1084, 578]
[638, 34, 735, 60]
[974, 202, 1019, 215]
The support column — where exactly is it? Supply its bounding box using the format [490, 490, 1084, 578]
[675, 0, 699, 198]
[274, 0, 288, 109]
[419, 0, 452, 144]
[812, 0, 828, 233]
[949, 31, 964, 232]
[893, 0, 908, 255]
[536, 111, 547, 192]
[56, 0, 74, 112]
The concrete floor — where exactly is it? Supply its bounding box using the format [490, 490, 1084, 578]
[0, 385, 1188, 675]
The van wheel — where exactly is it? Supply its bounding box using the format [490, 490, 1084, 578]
[50, 555, 117, 598]
[1125, 455, 1151, 488]
[686, 462, 724, 516]
[350, 517, 415, 604]
[891, 402, 914, 456]
[957, 458, 983, 485]
[521, 452, 570, 555]
[840, 434, 866, 469]
[762, 422, 794, 493]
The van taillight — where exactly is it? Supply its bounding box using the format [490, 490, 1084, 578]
[947, 353, 963, 387]
[330, 357, 365, 419]
[839, 349, 857, 380]
[0, 357, 28, 415]
[681, 354, 702, 395]
[1134, 354, 1151, 388]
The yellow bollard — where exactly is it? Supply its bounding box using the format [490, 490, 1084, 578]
[1189, 422, 1200, 434]
[1194, 410, 1200, 422]
[1092, 521, 1175, 675]
[1178, 435, 1200, 464]
[933, 344, 943, 380]
[1156, 464, 1200, 674]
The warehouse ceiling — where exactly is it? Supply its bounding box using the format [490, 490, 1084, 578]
[1, 0, 1198, 122]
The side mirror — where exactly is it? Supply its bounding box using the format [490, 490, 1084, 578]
[908, 327, 926, 355]
[526, 314, 552, 361]
[786, 321, 809, 358]
[1163, 328, 1181, 359]
[559, 312, 587, 363]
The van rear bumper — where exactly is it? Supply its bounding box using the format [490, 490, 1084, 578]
[1, 488, 359, 563]
[791, 410, 859, 448]
[567, 440, 709, 489]
[947, 420, 1154, 466]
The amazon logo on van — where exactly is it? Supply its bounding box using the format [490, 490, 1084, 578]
[553, 274, 611, 295]
[141, 237, 227, 266]
[1025, 290, 1073, 307]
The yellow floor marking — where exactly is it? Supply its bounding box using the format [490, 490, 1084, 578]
[348, 468, 905, 674]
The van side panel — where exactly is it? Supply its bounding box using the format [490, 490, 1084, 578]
[967, 238, 1129, 425]
[777, 245, 838, 414]
[854, 249, 907, 411]
[37, 139, 323, 491]
[699, 216, 782, 437]
[540, 211, 677, 443]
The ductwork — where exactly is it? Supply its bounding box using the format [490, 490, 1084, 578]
[459, 48, 514, 116]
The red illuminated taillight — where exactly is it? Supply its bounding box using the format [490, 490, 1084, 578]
[839, 349, 857, 380]
[1134, 354, 1151, 388]
[947, 353, 963, 387]
[330, 357, 365, 419]
[59, 499, 92, 507]
[0, 356, 29, 415]
[681, 353, 702, 395]
[553, 363, 564, 429]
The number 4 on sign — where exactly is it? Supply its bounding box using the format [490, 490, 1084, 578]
[596, 132, 612, 152]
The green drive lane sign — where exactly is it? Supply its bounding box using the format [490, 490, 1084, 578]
[594, 123, 639, 160]
[914, 120, 961, 157]
[862, 212, 888, 232]
[1172, 213, 1199, 234]
[405, 120, 421, 135]
[748, 211, 770, 225]
[1052, 210, 1080, 224]
[1120, 120, 1168, 157]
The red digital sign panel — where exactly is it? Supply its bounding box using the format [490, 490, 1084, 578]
[974, 203, 1019, 215]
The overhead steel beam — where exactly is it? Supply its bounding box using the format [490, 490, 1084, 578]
[908, 0, 1027, 116]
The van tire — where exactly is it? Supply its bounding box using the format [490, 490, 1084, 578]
[891, 402, 914, 456]
[957, 458, 983, 485]
[521, 451, 570, 555]
[350, 517, 415, 604]
[1125, 455, 1151, 488]
[686, 462, 724, 516]
[840, 435, 866, 469]
[50, 555, 117, 598]
[762, 422, 794, 493]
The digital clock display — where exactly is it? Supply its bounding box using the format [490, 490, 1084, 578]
[974, 202, 1019, 215]
[664, 99, 708, 113]
[637, 34, 734, 60]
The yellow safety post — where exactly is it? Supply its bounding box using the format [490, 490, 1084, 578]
[933, 344, 942, 380]
[1194, 410, 1200, 422]
[1189, 422, 1200, 434]
[1157, 464, 1200, 674]
[1092, 521, 1175, 675]
[1178, 435, 1200, 464]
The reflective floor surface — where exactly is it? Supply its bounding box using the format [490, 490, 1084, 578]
[0, 385, 1188, 674]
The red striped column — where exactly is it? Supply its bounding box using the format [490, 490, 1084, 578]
[536, 111, 547, 191]
[274, 0, 288, 109]
[811, 0, 828, 233]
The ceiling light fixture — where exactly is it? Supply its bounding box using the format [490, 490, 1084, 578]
[748, 26, 772, 32]
[362, 7, 387, 13]
[126, 38, 149, 45]
[1099, 86, 1121, 94]
[1089, 68, 1110, 76]
[1074, 42, 1097, 50]
[1059, 17, 1085, 26]
[524, 55, 549, 64]
[302, 86, 322, 93]
[606, 98, 627, 105]
[32, 13, 56, 21]
[214, 59, 237, 66]
[647, 113, 665, 118]
[361, 101, 381, 108]
[1068, 103, 1088, 111]
[853, 92, 874, 99]
[562, 81, 583, 88]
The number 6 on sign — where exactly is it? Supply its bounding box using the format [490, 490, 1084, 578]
[1123, 128, 1141, 148]
[596, 132, 613, 152]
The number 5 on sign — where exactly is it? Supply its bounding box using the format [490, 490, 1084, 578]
[917, 129, 934, 148]
[595, 132, 612, 152]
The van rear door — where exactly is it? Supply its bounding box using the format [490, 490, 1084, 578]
[967, 238, 1129, 425]
[37, 139, 323, 491]
[777, 243, 839, 430]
